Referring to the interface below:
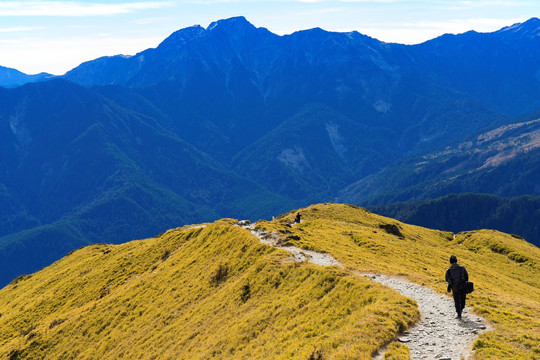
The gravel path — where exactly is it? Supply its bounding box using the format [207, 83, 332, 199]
[239, 221, 491, 360]
[363, 273, 490, 360]
[244, 223, 343, 267]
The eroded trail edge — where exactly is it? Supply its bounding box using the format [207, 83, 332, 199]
[240, 221, 491, 360]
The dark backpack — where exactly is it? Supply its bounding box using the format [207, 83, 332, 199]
[460, 266, 474, 294]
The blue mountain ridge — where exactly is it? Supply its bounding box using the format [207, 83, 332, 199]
[0, 17, 540, 287]
[0, 65, 52, 88]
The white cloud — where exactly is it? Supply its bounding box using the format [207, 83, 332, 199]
[336, 0, 403, 2]
[134, 17, 174, 25]
[0, 34, 163, 74]
[441, 0, 531, 10]
[291, 0, 405, 3]
[403, 18, 524, 33]
[358, 17, 525, 44]
[0, 26, 42, 32]
[0, 1, 172, 17]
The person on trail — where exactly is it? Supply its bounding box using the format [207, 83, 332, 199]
[445, 255, 469, 319]
[294, 212, 301, 224]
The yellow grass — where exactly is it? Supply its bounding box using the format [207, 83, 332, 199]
[0, 218, 417, 359]
[0, 203, 538, 359]
[268, 203, 540, 359]
[384, 342, 410, 360]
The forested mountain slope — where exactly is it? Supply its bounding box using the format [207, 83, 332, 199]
[0, 79, 292, 287]
[341, 117, 540, 205]
[370, 193, 540, 247]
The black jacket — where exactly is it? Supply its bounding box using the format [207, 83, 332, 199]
[445, 263, 468, 292]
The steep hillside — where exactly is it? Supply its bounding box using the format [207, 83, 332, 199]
[369, 193, 540, 247]
[232, 105, 395, 201]
[410, 17, 540, 116]
[0, 79, 293, 287]
[341, 118, 540, 204]
[0, 216, 418, 359]
[0, 204, 538, 359]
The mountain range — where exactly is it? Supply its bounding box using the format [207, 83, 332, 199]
[1, 16, 540, 287]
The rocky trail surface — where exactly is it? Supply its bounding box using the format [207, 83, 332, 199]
[238, 221, 491, 360]
[365, 273, 490, 360]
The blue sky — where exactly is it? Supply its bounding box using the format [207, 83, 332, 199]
[0, 0, 538, 75]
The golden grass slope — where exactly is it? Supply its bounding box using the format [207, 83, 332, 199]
[265, 203, 540, 359]
[0, 218, 417, 359]
[0, 203, 538, 359]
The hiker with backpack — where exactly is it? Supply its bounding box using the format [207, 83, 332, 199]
[445, 255, 470, 320]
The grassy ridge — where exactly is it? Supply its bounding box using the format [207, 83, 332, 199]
[264, 203, 540, 359]
[0, 203, 538, 359]
[0, 218, 418, 359]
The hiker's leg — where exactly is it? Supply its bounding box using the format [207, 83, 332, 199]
[452, 291, 461, 317]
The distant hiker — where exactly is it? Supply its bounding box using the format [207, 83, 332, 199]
[294, 212, 302, 224]
[445, 255, 469, 319]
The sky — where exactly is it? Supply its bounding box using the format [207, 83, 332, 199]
[0, 0, 538, 75]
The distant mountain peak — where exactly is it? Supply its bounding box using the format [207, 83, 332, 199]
[206, 16, 253, 32]
[498, 17, 540, 38]
[157, 24, 206, 49]
[0, 65, 53, 88]
[157, 17, 260, 50]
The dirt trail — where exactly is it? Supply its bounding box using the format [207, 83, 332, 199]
[239, 221, 491, 360]
[364, 273, 490, 360]
[244, 222, 343, 267]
